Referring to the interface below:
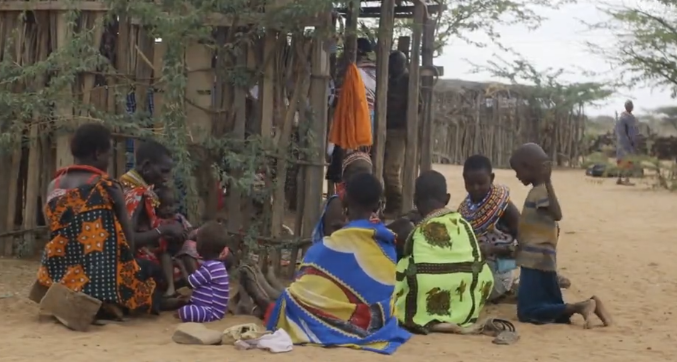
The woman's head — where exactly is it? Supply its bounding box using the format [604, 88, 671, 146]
[414, 170, 449, 217]
[389, 51, 407, 77]
[156, 187, 176, 219]
[463, 155, 494, 202]
[344, 172, 382, 221]
[196, 221, 229, 260]
[342, 151, 372, 182]
[135, 140, 173, 187]
[357, 38, 373, 59]
[70, 123, 112, 171]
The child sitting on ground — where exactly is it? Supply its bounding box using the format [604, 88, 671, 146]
[177, 221, 230, 323]
[510, 143, 611, 328]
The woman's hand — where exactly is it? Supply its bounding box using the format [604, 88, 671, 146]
[480, 243, 495, 256]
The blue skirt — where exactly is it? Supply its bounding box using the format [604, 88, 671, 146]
[517, 267, 571, 324]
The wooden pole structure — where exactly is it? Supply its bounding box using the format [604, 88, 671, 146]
[302, 15, 330, 250]
[54, 11, 74, 170]
[397, 36, 410, 60]
[400, 3, 423, 213]
[343, 0, 359, 66]
[373, 0, 395, 181]
[419, 15, 435, 172]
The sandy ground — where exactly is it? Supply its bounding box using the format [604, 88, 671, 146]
[1, 164, 675, 362]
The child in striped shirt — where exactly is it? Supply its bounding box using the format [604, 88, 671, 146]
[177, 221, 230, 323]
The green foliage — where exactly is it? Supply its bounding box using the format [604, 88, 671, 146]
[471, 55, 614, 109]
[356, 0, 573, 57]
[594, 1, 677, 96]
[0, 0, 336, 255]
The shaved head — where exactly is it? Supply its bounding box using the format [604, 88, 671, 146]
[510, 143, 548, 185]
[511, 143, 548, 163]
[625, 100, 634, 112]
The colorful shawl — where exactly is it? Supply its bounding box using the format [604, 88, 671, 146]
[394, 208, 494, 331]
[39, 165, 156, 312]
[119, 170, 163, 259]
[458, 184, 510, 237]
[266, 219, 411, 354]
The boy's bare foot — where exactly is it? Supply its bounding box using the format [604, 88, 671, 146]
[574, 299, 596, 329]
[591, 296, 612, 327]
[557, 275, 572, 289]
[164, 286, 177, 298]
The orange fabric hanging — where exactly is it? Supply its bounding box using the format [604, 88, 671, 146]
[329, 63, 373, 150]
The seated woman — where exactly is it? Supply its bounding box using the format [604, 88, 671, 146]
[240, 173, 411, 354]
[35, 123, 157, 315]
[458, 155, 520, 302]
[314, 150, 374, 240]
[394, 170, 495, 333]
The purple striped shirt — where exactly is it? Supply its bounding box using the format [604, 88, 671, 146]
[185, 260, 229, 320]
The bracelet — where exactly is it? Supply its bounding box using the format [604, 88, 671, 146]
[155, 228, 162, 235]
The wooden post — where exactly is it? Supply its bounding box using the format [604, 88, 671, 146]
[54, 11, 74, 170]
[152, 41, 166, 130]
[114, 16, 131, 178]
[303, 17, 330, 246]
[23, 13, 51, 256]
[419, 16, 435, 172]
[185, 41, 214, 222]
[400, 4, 423, 213]
[255, 31, 276, 269]
[397, 36, 410, 60]
[372, 0, 395, 183]
[226, 39, 247, 245]
[343, 0, 359, 66]
[473, 92, 481, 155]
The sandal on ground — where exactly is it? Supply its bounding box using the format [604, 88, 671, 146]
[481, 318, 519, 345]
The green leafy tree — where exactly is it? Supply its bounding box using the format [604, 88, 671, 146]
[355, 0, 573, 56]
[594, 0, 677, 96]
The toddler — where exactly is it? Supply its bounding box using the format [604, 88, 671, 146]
[178, 221, 230, 323]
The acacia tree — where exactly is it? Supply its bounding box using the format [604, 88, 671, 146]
[355, 0, 573, 56]
[595, 0, 677, 96]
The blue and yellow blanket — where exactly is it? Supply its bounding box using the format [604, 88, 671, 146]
[266, 219, 411, 354]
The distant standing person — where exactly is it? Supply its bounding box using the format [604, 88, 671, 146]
[615, 100, 639, 186]
[383, 51, 410, 217]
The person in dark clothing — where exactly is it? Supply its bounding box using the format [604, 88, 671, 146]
[383, 51, 410, 217]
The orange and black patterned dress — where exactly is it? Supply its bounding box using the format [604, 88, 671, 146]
[37, 165, 156, 313]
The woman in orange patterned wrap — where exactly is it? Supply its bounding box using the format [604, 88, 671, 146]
[36, 124, 157, 316]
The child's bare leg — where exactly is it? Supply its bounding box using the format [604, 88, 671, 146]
[565, 299, 596, 329]
[175, 258, 189, 281]
[160, 252, 176, 297]
[591, 296, 612, 326]
[181, 255, 199, 275]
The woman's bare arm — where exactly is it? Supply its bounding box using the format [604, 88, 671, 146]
[131, 198, 164, 249]
[109, 183, 135, 250]
[323, 198, 345, 235]
[501, 201, 521, 239]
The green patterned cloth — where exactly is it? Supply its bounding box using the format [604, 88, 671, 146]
[394, 208, 494, 331]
